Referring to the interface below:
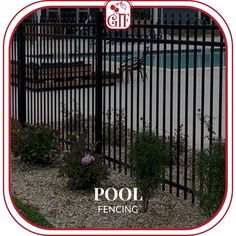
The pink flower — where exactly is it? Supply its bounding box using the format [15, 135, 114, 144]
[81, 154, 95, 166]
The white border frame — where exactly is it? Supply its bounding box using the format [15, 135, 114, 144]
[2, 1, 233, 235]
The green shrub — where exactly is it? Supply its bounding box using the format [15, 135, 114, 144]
[12, 124, 60, 165]
[62, 103, 84, 132]
[196, 140, 225, 217]
[11, 118, 23, 157]
[129, 131, 170, 212]
[104, 108, 126, 146]
[166, 124, 186, 164]
[58, 134, 108, 190]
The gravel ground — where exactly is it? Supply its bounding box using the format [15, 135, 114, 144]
[11, 157, 207, 228]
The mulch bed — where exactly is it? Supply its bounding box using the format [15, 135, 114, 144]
[11, 157, 207, 228]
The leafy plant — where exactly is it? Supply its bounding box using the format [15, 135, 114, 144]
[12, 124, 60, 165]
[166, 124, 187, 164]
[196, 139, 225, 217]
[104, 108, 126, 146]
[58, 133, 108, 190]
[11, 118, 23, 157]
[195, 110, 225, 217]
[62, 102, 84, 132]
[197, 109, 217, 141]
[129, 131, 170, 212]
[140, 119, 187, 165]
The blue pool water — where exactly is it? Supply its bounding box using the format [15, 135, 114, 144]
[107, 50, 226, 69]
[31, 50, 225, 69]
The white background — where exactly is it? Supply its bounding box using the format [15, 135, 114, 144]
[0, 0, 235, 235]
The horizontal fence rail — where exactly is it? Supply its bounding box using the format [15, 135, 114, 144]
[11, 13, 226, 203]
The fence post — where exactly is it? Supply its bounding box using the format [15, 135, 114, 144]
[18, 23, 26, 126]
[95, 11, 103, 154]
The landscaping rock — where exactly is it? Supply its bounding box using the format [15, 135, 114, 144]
[11, 157, 206, 228]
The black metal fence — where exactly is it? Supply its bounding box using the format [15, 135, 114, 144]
[11, 12, 226, 203]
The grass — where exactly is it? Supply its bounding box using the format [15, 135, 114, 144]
[13, 197, 54, 228]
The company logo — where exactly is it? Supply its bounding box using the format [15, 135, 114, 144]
[106, 1, 131, 30]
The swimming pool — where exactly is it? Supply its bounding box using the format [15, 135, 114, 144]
[107, 50, 226, 69]
[29, 50, 225, 69]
